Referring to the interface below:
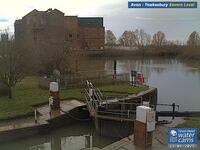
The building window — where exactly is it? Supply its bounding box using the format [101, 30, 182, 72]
[69, 34, 72, 38]
[77, 34, 79, 38]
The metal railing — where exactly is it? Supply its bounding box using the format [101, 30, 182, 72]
[156, 103, 180, 120]
[85, 82, 142, 121]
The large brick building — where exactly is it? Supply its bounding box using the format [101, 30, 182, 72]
[14, 8, 105, 73]
[15, 8, 105, 51]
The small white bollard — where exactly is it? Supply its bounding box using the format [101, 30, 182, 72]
[90, 135, 93, 149]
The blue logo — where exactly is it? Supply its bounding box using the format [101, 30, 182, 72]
[168, 128, 198, 148]
[128, 1, 198, 8]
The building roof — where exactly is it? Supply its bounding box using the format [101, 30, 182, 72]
[78, 17, 103, 27]
[22, 8, 64, 19]
[14, 19, 22, 24]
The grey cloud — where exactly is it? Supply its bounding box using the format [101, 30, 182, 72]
[100, 1, 200, 41]
[136, 17, 153, 20]
[135, 16, 199, 21]
[0, 18, 9, 22]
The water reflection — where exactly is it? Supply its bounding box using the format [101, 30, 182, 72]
[75, 57, 200, 111]
[0, 122, 118, 150]
[104, 57, 200, 111]
[67, 56, 106, 72]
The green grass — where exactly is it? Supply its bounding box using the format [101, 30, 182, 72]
[176, 117, 200, 139]
[61, 88, 86, 100]
[0, 76, 148, 120]
[0, 77, 49, 120]
[99, 83, 148, 95]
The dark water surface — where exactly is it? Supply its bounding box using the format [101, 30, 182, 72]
[0, 122, 119, 150]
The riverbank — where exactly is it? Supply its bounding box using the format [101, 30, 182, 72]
[103, 46, 200, 61]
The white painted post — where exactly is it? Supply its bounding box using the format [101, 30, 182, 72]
[89, 84, 93, 101]
[49, 96, 53, 110]
[49, 96, 53, 118]
[90, 135, 93, 149]
[34, 109, 37, 124]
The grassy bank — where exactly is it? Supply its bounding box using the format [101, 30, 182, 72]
[179, 47, 200, 60]
[176, 117, 200, 139]
[0, 76, 148, 120]
[104, 45, 182, 57]
[104, 46, 200, 61]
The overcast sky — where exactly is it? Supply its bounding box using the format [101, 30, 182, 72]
[0, 0, 199, 42]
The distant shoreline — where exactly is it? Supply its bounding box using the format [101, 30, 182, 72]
[98, 47, 200, 61]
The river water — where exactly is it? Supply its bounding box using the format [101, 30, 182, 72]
[1, 57, 200, 150]
[104, 58, 200, 112]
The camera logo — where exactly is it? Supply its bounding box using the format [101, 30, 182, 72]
[168, 128, 197, 148]
[170, 130, 177, 137]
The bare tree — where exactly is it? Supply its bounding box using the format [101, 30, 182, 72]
[118, 29, 151, 49]
[132, 29, 151, 48]
[118, 31, 129, 46]
[0, 33, 25, 98]
[152, 31, 166, 47]
[39, 42, 67, 75]
[187, 31, 200, 47]
[31, 32, 68, 76]
[118, 31, 135, 46]
[105, 30, 116, 45]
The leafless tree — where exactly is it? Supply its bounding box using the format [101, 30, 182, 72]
[132, 29, 151, 48]
[118, 31, 128, 46]
[105, 30, 116, 45]
[38, 41, 68, 76]
[118, 29, 151, 49]
[118, 31, 135, 46]
[187, 31, 200, 47]
[152, 31, 166, 47]
[0, 33, 25, 99]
